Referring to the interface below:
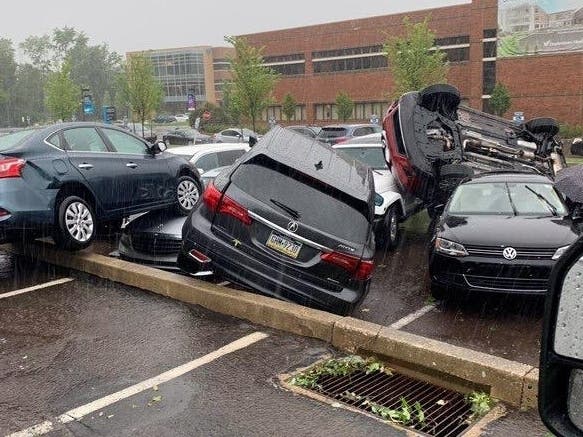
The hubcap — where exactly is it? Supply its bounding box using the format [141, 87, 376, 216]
[177, 180, 199, 210]
[65, 202, 94, 242]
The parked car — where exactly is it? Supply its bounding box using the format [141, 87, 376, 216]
[382, 84, 566, 212]
[316, 124, 382, 146]
[337, 132, 382, 144]
[153, 115, 177, 124]
[286, 125, 321, 139]
[162, 128, 211, 146]
[212, 128, 258, 143]
[428, 172, 579, 299]
[178, 126, 376, 315]
[116, 166, 229, 271]
[333, 142, 423, 247]
[0, 123, 202, 250]
[168, 143, 250, 173]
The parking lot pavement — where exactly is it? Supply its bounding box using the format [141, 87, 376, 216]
[0, 264, 404, 437]
[358, 212, 544, 367]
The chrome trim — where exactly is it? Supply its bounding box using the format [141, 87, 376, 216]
[248, 210, 332, 253]
[463, 274, 547, 292]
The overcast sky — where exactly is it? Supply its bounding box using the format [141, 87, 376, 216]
[2, 0, 468, 57]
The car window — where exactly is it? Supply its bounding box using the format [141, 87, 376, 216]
[336, 147, 388, 169]
[194, 152, 219, 172]
[63, 127, 109, 152]
[218, 149, 246, 166]
[0, 129, 37, 152]
[222, 130, 239, 137]
[231, 162, 369, 242]
[353, 127, 374, 137]
[46, 133, 63, 150]
[100, 128, 147, 154]
[317, 127, 348, 139]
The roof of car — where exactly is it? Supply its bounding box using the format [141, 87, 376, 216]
[168, 143, 250, 156]
[240, 126, 374, 203]
[464, 171, 553, 184]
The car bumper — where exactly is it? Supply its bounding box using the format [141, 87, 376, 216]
[429, 251, 555, 295]
[178, 210, 369, 315]
[118, 238, 181, 271]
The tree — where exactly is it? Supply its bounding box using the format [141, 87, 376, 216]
[282, 93, 297, 122]
[336, 92, 354, 121]
[117, 53, 163, 136]
[489, 82, 512, 117]
[0, 38, 17, 126]
[224, 36, 279, 132]
[384, 17, 449, 99]
[44, 61, 79, 121]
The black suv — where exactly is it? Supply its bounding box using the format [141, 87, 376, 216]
[178, 127, 376, 315]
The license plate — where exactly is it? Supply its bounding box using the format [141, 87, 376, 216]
[265, 232, 302, 259]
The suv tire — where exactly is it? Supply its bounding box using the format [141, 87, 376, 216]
[419, 84, 461, 117]
[377, 205, 399, 249]
[53, 195, 96, 251]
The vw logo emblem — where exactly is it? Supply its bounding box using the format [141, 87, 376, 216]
[287, 220, 299, 233]
[503, 247, 517, 260]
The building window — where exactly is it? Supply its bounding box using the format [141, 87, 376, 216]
[483, 41, 497, 58]
[354, 102, 386, 120]
[312, 45, 384, 59]
[434, 35, 470, 46]
[267, 63, 305, 75]
[264, 54, 304, 63]
[483, 29, 497, 39]
[482, 61, 496, 95]
[261, 106, 282, 121]
[482, 98, 493, 114]
[313, 56, 387, 73]
[443, 47, 470, 62]
[294, 105, 306, 121]
[315, 103, 338, 121]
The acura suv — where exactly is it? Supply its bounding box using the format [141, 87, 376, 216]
[178, 127, 376, 315]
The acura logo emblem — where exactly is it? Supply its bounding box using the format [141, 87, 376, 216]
[287, 220, 299, 233]
[503, 247, 517, 260]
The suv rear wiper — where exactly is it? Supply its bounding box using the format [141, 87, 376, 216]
[524, 185, 558, 216]
[270, 198, 301, 220]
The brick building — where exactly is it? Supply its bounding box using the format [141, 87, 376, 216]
[240, 0, 583, 126]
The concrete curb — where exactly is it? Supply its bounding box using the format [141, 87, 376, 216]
[13, 243, 539, 409]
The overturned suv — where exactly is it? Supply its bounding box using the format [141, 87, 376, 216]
[382, 84, 566, 212]
[178, 127, 376, 315]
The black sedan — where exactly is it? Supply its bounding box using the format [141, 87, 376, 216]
[162, 128, 211, 146]
[0, 123, 202, 250]
[429, 172, 580, 298]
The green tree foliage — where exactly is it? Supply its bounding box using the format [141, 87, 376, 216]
[384, 17, 449, 99]
[117, 53, 163, 136]
[282, 93, 297, 121]
[489, 82, 512, 117]
[0, 38, 17, 126]
[45, 61, 80, 121]
[224, 36, 279, 132]
[336, 92, 354, 121]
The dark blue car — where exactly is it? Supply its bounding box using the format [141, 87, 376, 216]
[0, 123, 202, 250]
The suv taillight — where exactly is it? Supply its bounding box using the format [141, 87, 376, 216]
[0, 157, 25, 179]
[321, 252, 375, 281]
[202, 182, 252, 226]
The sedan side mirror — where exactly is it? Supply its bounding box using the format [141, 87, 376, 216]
[539, 236, 583, 436]
[149, 141, 167, 154]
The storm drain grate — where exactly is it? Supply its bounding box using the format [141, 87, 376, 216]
[291, 361, 476, 437]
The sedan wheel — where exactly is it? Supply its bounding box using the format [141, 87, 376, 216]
[53, 195, 96, 251]
[176, 176, 201, 215]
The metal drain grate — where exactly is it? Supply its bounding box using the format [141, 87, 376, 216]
[303, 369, 474, 437]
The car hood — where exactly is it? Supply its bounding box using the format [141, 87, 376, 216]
[124, 210, 186, 238]
[438, 214, 580, 248]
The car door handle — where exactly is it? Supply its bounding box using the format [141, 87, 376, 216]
[126, 162, 138, 169]
[78, 163, 93, 170]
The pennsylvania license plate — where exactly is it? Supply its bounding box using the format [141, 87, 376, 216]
[265, 232, 302, 259]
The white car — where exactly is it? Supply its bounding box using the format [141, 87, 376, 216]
[168, 143, 250, 174]
[213, 128, 258, 143]
[333, 142, 423, 248]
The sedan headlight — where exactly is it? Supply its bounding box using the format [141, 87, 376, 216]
[552, 245, 571, 260]
[374, 193, 384, 207]
[434, 237, 468, 257]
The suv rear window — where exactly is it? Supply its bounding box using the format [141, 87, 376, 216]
[231, 162, 370, 242]
[317, 128, 348, 139]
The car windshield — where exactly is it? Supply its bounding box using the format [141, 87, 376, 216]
[448, 181, 568, 216]
[336, 147, 388, 170]
[317, 128, 348, 138]
[0, 129, 37, 152]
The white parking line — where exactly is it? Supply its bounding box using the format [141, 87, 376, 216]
[390, 304, 437, 330]
[0, 278, 75, 300]
[6, 331, 269, 437]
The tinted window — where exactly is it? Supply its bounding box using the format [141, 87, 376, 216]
[231, 162, 369, 241]
[222, 130, 240, 138]
[353, 127, 375, 137]
[448, 182, 567, 216]
[317, 128, 348, 139]
[194, 153, 219, 172]
[47, 133, 63, 150]
[0, 129, 36, 152]
[336, 147, 388, 170]
[101, 128, 147, 154]
[63, 128, 108, 152]
[218, 149, 246, 166]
